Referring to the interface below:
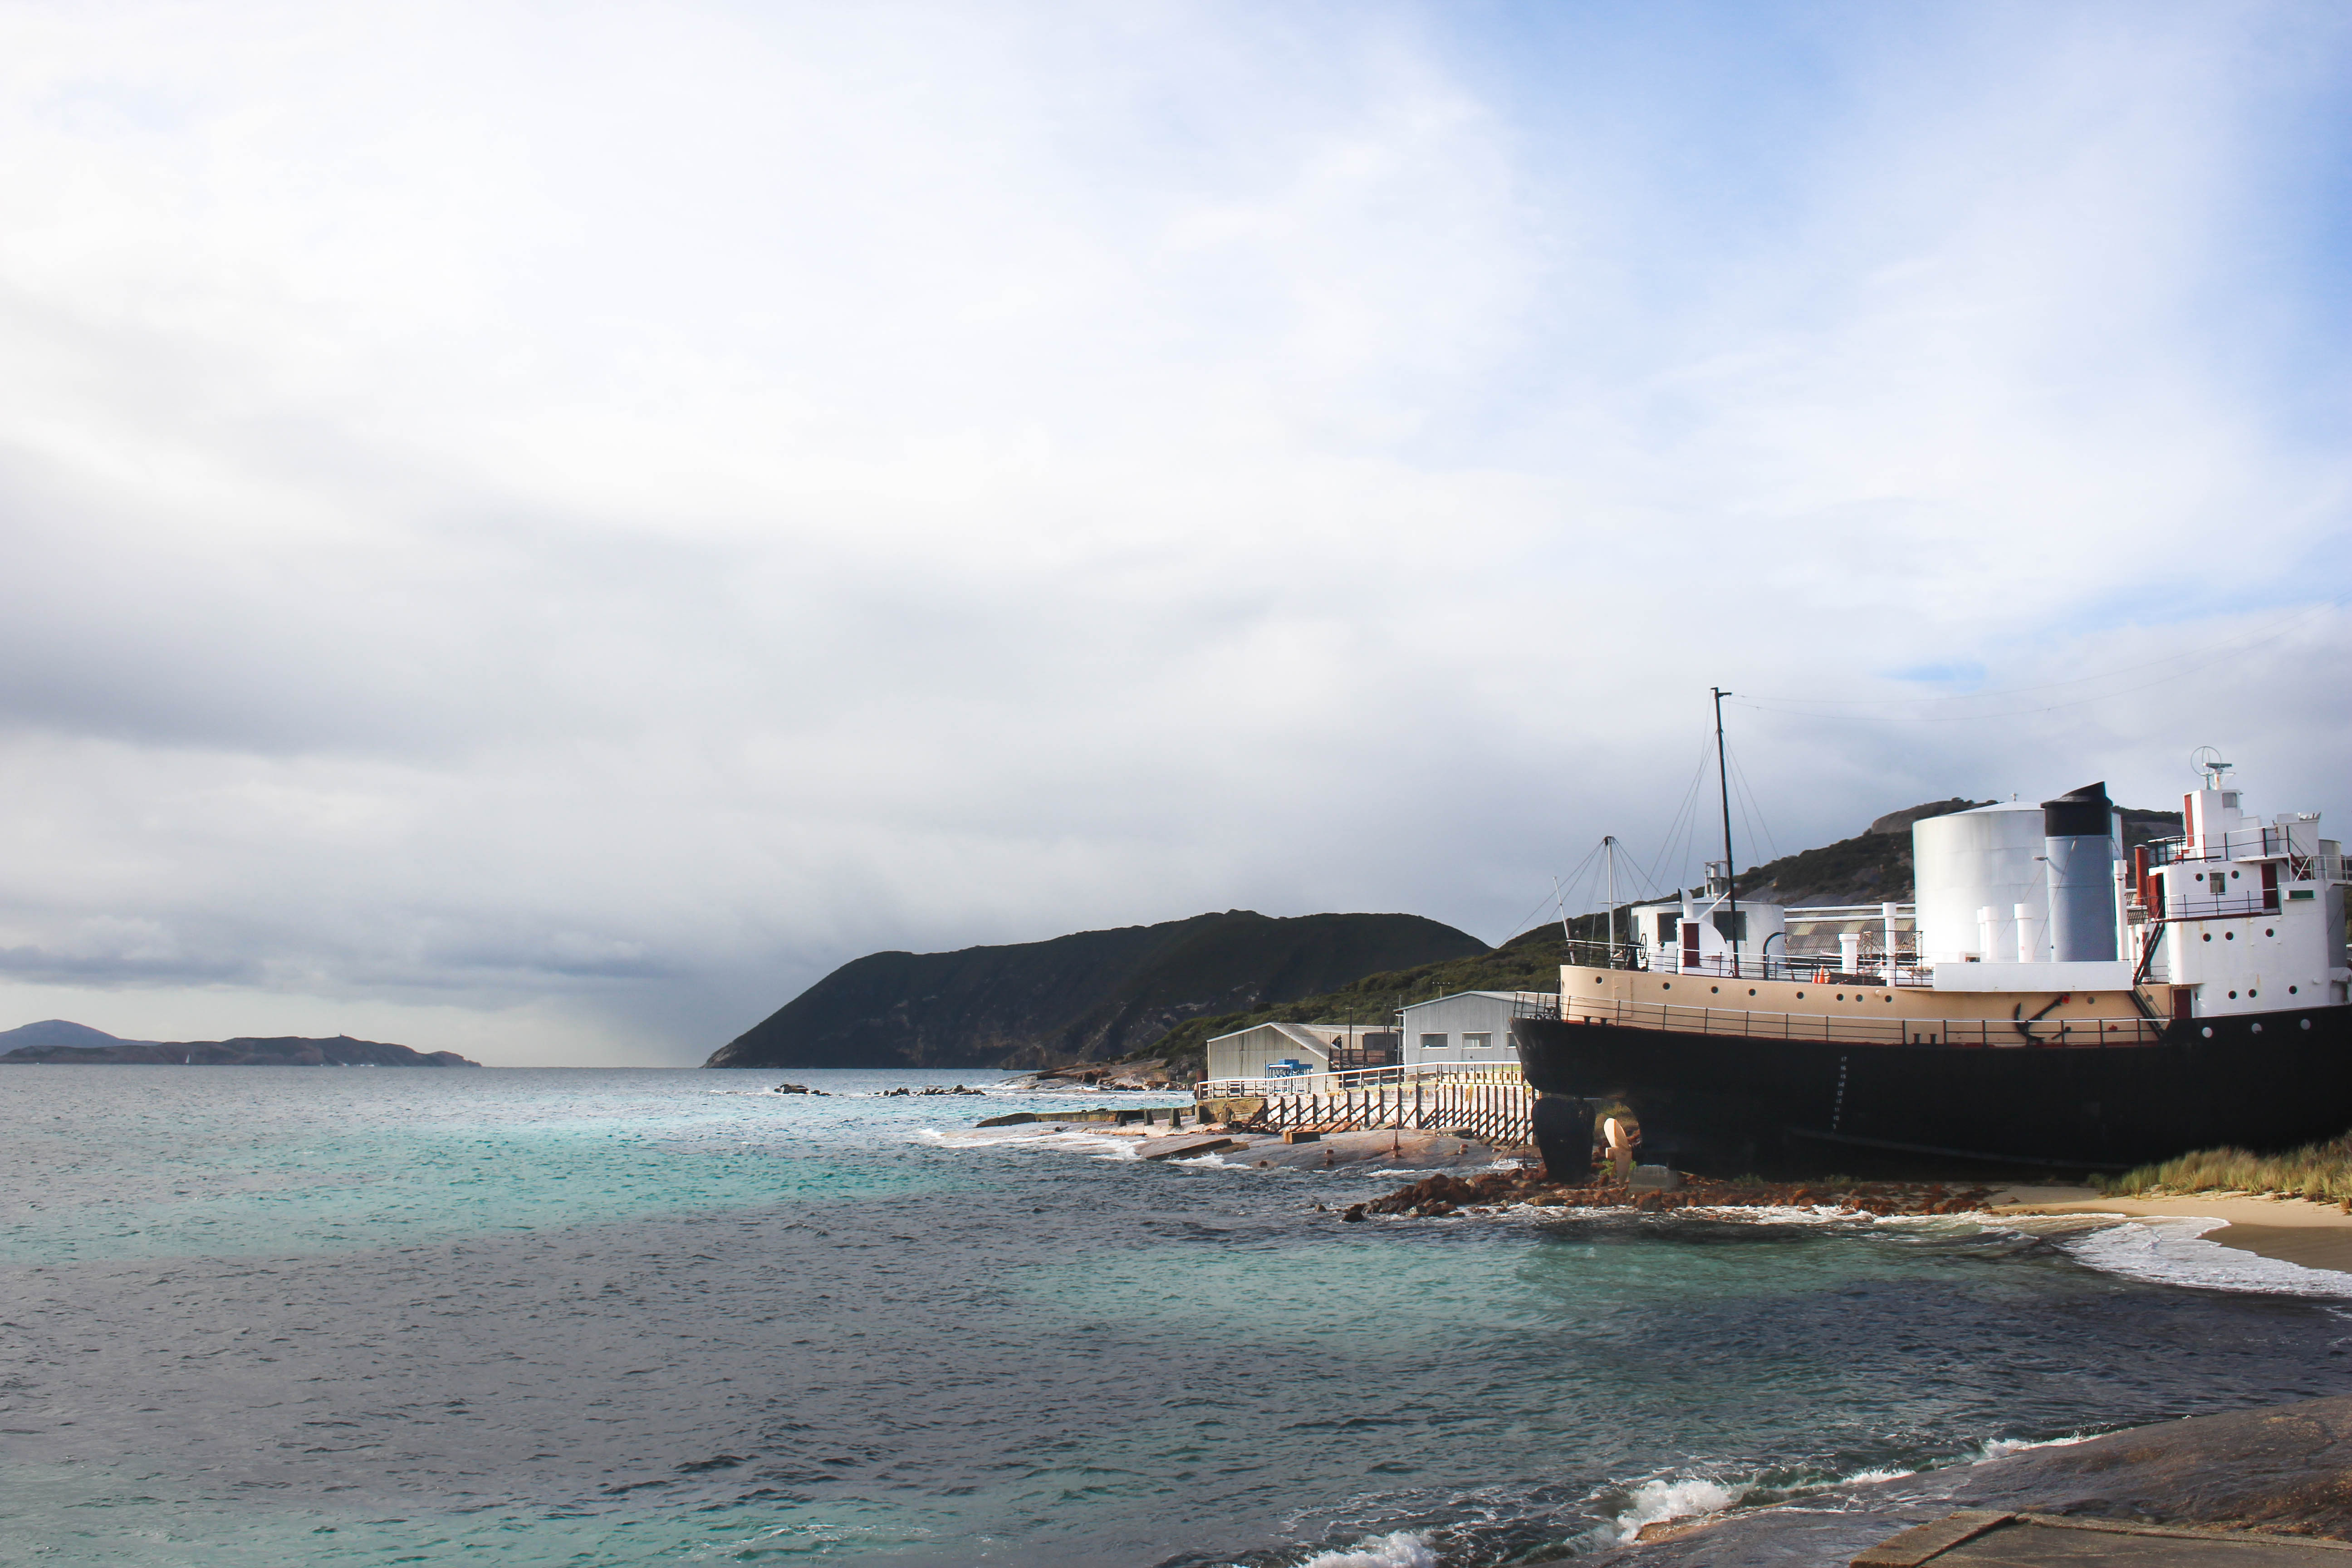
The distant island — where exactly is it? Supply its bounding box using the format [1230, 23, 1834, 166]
[705, 909, 1487, 1071]
[0, 1019, 480, 1067]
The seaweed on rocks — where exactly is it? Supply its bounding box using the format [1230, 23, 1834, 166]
[1350, 1170, 1994, 1220]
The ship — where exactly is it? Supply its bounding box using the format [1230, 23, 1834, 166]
[1513, 755, 2352, 1175]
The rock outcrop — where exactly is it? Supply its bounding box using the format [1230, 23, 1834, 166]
[1596, 1396, 2352, 1568]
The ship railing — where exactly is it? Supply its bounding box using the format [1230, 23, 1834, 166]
[1197, 1060, 1524, 1100]
[2161, 892, 2283, 921]
[2148, 828, 2336, 881]
[1554, 995, 2166, 1049]
[1572, 949, 1938, 987]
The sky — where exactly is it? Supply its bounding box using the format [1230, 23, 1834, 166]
[1, 1, 2347, 1066]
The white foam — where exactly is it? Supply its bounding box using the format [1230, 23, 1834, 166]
[1611, 1475, 1750, 1540]
[2058, 1215, 2352, 1298]
[1839, 1465, 1918, 1485]
[1974, 1430, 2098, 1462]
[1293, 1529, 1439, 1568]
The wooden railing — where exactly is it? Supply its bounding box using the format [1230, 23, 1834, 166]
[1555, 995, 2166, 1048]
[1198, 1061, 1523, 1100]
[1197, 1071, 1533, 1147]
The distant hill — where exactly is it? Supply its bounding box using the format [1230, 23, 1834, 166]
[0, 1020, 479, 1067]
[1735, 798, 2184, 906]
[704, 910, 1489, 1070]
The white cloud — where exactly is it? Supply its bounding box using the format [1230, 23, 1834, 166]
[0, 1, 2344, 1064]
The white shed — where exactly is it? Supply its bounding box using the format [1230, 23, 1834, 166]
[1396, 991, 1541, 1068]
[1204, 1021, 1398, 1082]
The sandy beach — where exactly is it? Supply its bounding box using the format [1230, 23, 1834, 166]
[1990, 1185, 2352, 1273]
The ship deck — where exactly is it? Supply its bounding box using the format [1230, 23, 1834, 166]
[1554, 961, 2156, 1046]
[1553, 993, 2164, 1048]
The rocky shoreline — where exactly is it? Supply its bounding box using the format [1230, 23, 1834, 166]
[1590, 1396, 2352, 1566]
[1343, 1168, 1996, 1221]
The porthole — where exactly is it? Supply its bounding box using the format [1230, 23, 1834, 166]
[2253, 1022, 2264, 1034]
[1711, 986, 1719, 994]
[2203, 933, 2213, 943]
[1748, 989, 1757, 996]
[2249, 989, 2258, 998]
[2232, 869, 2241, 879]
[1796, 991, 1805, 999]
[1837, 993, 1845, 1001]
[2195, 872, 2206, 882]
[2290, 986, 2299, 995]
[1662, 982, 1671, 990]
[2266, 928, 2275, 937]
[2226, 931, 2235, 941]
[2304, 1019, 2314, 1030]
[2203, 1026, 2215, 1038]
[2229, 990, 2237, 999]
[1594, 977, 1603, 984]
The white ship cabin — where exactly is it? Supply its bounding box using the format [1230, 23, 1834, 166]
[2136, 766, 2349, 1017]
[1204, 1021, 1398, 1081]
[1624, 863, 1789, 975]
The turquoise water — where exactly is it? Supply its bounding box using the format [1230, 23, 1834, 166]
[5, 1067, 2348, 1566]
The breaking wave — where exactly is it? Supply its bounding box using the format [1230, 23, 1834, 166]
[2057, 1215, 2352, 1298]
[1292, 1529, 1440, 1568]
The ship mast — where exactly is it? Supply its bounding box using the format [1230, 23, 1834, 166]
[1711, 687, 1739, 973]
[1603, 835, 1618, 964]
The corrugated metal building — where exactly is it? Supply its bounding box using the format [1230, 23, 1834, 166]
[1205, 1021, 1397, 1081]
[1396, 990, 1537, 1067]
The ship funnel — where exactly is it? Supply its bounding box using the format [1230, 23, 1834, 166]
[2041, 781, 2117, 962]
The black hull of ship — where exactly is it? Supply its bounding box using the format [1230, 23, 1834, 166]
[1513, 1004, 2352, 1175]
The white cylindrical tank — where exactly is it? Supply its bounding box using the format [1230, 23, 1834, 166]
[1915, 804, 2048, 964]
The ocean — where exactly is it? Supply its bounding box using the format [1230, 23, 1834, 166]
[5, 1066, 2350, 1567]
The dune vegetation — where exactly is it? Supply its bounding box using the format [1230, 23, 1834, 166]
[2099, 1137, 2352, 1205]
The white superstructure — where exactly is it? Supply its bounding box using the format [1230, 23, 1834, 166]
[2143, 769, 2349, 1017]
[1571, 758, 2347, 1025]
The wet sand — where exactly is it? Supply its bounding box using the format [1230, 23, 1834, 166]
[1990, 1186, 2352, 1274]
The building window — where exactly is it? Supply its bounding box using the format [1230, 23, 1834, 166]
[1420, 1034, 1447, 1054]
[1463, 1033, 1492, 1051]
[1711, 910, 1748, 941]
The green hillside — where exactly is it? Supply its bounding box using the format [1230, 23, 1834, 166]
[705, 910, 1488, 1070]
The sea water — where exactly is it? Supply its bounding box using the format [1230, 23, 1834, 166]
[5, 1068, 2350, 1567]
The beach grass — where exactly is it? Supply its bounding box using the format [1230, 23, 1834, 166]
[2098, 1136, 2352, 1205]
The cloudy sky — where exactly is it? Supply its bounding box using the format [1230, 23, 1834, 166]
[2, 1, 2346, 1065]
